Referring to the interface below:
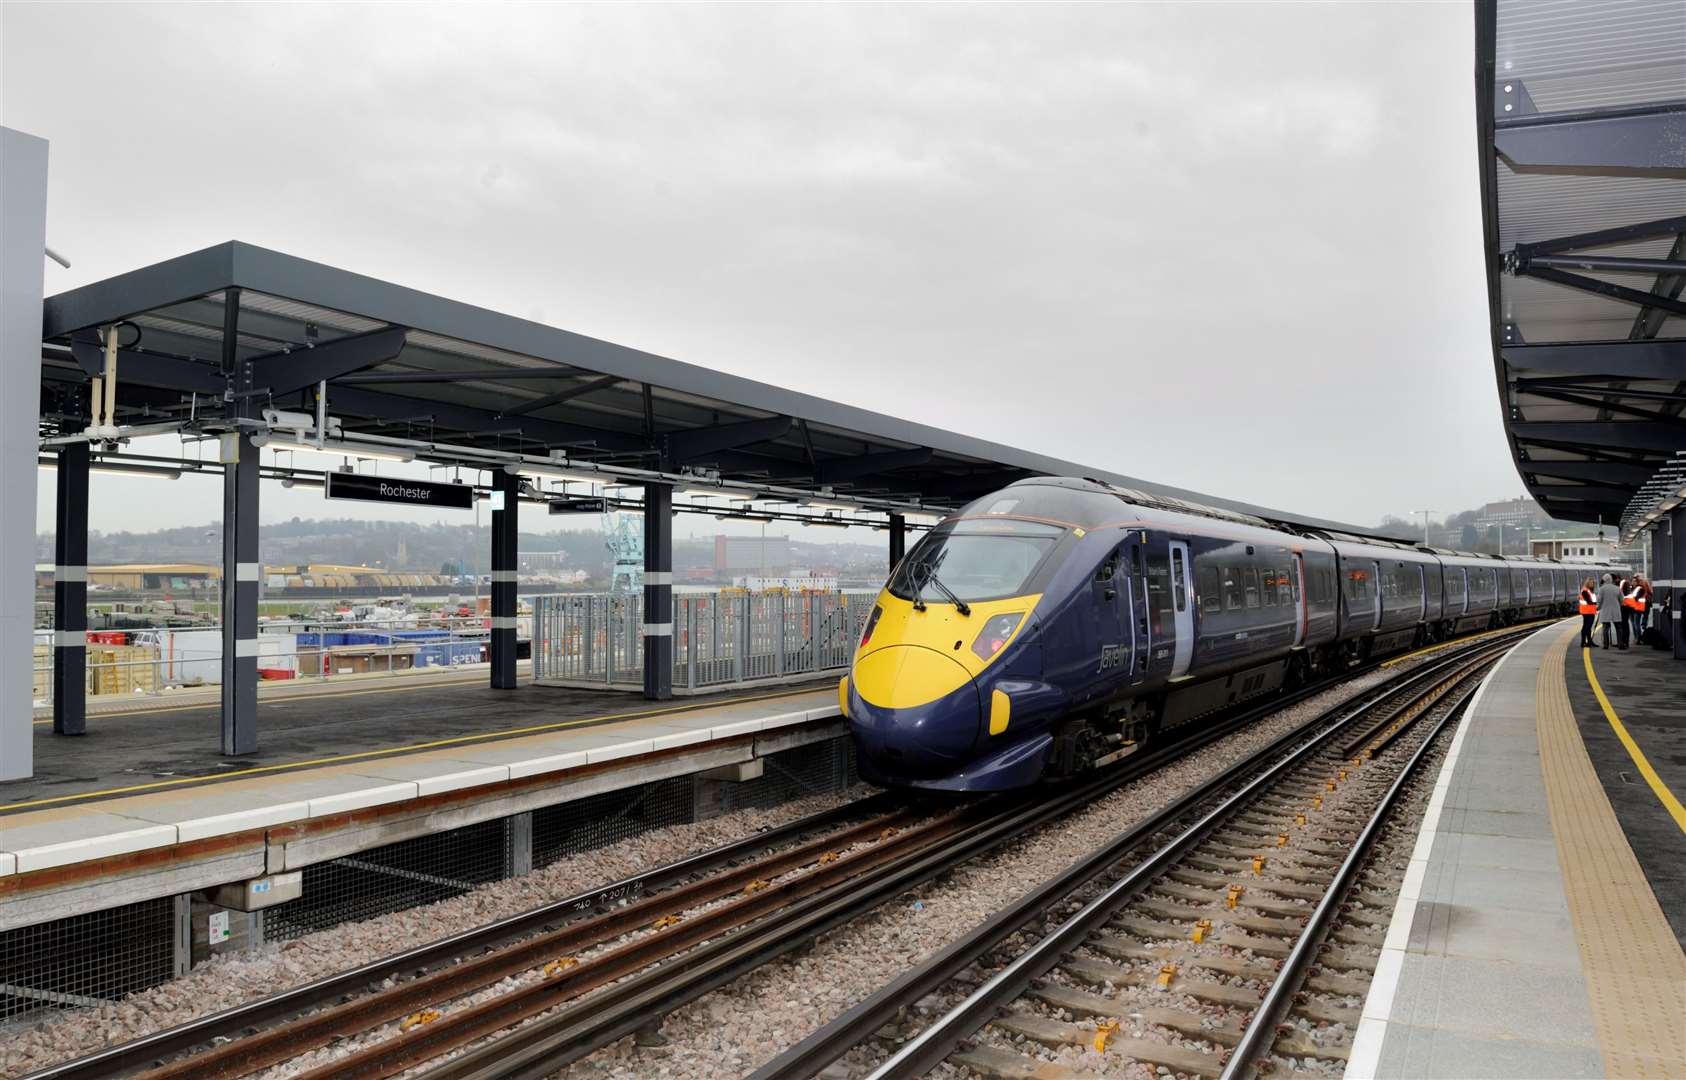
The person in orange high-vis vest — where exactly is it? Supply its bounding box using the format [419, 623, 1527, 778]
[1629, 575, 1650, 644]
[1578, 579, 1597, 648]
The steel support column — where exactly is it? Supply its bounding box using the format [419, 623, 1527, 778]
[1652, 519, 1673, 650]
[642, 482, 674, 700]
[1673, 508, 1686, 661]
[219, 432, 260, 755]
[53, 442, 89, 735]
[887, 513, 906, 576]
[490, 469, 519, 689]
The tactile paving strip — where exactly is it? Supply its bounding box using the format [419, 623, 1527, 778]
[1536, 624, 1686, 1078]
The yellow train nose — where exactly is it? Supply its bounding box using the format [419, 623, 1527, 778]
[853, 644, 973, 709]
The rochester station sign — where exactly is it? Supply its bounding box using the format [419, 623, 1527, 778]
[324, 472, 475, 510]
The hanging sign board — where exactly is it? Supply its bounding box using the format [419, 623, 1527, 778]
[549, 497, 609, 515]
[324, 472, 475, 510]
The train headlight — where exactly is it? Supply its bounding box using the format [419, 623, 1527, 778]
[971, 612, 1025, 661]
[860, 605, 883, 648]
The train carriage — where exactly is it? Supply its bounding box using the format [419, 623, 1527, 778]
[844, 476, 1621, 793]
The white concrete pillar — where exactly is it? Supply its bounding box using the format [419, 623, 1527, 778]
[1, 127, 49, 782]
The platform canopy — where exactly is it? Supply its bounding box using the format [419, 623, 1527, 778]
[1476, 0, 1686, 533]
[39, 239, 1385, 535]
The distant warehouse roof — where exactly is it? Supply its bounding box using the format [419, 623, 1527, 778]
[40, 240, 1397, 538]
[1475, 0, 1686, 531]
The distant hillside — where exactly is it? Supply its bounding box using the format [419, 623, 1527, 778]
[35, 517, 884, 579]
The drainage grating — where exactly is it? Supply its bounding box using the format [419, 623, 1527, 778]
[0, 896, 174, 1020]
[264, 818, 511, 941]
[720, 737, 858, 813]
[532, 776, 697, 870]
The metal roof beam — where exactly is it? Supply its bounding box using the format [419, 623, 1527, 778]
[1519, 386, 1686, 426]
[255, 326, 409, 397]
[498, 374, 621, 418]
[814, 447, 935, 485]
[1515, 265, 1686, 320]
[320, 385, 646, 452]
[1521, 461, 1658, 486]
[1511, 420, 1686, 454]
[1512, 214, 1686, 259]
[67, 340, 225, 396]
[1493, 99, 1686, 171]
[662, 415, 793, 464]
[1529, 485, 1630, 505]
[1630, 232, 1686, 340]
[1502, 340, 1685, 380]
[333, 367, 579, 385]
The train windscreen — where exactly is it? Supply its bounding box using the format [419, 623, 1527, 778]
[888, 519, 1065, 603]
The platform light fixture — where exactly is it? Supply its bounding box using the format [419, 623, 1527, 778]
[263, 437, 415, 464]
[38, 457, 183, 480]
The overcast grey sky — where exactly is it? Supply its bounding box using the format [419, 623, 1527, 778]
[9, 1, 1522, 541]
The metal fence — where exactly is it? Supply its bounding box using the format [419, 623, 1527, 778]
[30, 615, 504, 706]
[533, 590, 877, 690]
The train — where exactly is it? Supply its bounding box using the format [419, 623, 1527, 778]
[841, 476, 1622, 792]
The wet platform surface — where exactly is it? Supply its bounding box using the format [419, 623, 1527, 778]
[1347, 621, 1686, 1080]
[4, 674, 832, 815]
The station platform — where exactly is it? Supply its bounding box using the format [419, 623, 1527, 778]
[1347, 620, 1686, 1080]
[0, 675, 842, 932]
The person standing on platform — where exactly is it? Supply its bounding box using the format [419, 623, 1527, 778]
[1578, 578, 1598, 648]
[1631, 575, 1651, 643]
[1596, 574, 1624, 649]
[1616, 578, 1633, 650]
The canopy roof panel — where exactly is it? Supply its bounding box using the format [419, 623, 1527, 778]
[1477, 0, 1686, 530]
[40, 240, 1389, 537]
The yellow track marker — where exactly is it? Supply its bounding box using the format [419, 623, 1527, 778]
[1093, 1019, 1121, 1051]
[1155, 963, 1177, 988]
[743, 879, 771, 895]
[652, 914, 682, 930]
[1583, 649, 1686, 835]
[399, 1009, 442, 1031]
[542, 957, 579, 976]
[1190, 918, 1213, 944]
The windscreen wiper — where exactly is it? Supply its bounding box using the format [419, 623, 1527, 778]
[923, 570, 971, 616]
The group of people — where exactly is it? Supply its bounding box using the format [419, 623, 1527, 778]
[1577, 573, 1653, 650]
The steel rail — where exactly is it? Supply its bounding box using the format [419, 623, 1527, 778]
[425, 631, 1534, 1080]
[1219, 677, 1482, 1079]
[752, 630, 1531, 1079]
[34, 621, 1550, 1080]
[21, 792, 901, 1080]
[859, 639, 1511, 1079]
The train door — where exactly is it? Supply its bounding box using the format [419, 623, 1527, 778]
[1417, 566, 1427, 621]
[1169, 541, 1193, 677]
[1292, 553, 1307, 647]
[1092, 548, 1128, 681]
[1128, 539, 1151, 682]
[1367, 560, 1382, 631]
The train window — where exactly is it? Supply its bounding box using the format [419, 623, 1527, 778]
[1197, 566, 1221, 614]
[1345, 567, 1370, 601]
[1171, 549, 1187, 612]
[1146, 558, 1171, 630]
[1260, 569, 1276, 607]
[1243, 568, 1261, 608]
[1223, 566, 1244, 611]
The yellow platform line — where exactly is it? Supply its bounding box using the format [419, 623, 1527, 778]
[0, 685, 824, 815]
[1538, 624, 1686, 1077]
[1582, 647, 1686, 836]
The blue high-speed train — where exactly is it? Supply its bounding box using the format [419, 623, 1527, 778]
[841, 477, 1618, 792]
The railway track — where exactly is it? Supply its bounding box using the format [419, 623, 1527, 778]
[29, 623, 1541, 1080]
[753, 630, 1516, 1080]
